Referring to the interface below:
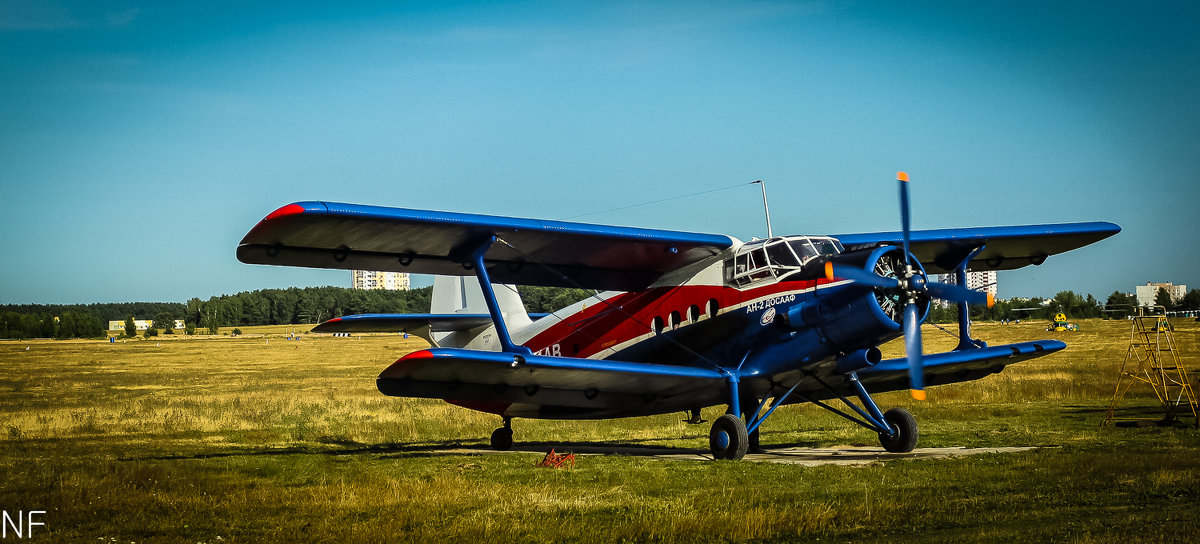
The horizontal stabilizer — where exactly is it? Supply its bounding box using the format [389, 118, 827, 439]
[312, 313, 494, 334]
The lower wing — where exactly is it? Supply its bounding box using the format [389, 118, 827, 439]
[377, 348, 725, 419]
[854, 340, 1066, 395]
[369, 340, 1063, 419]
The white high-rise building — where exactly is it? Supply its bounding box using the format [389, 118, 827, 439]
[351, 270, 411, 291]
[937, 269, 997, 300]
[1135, 282, 1186, 307]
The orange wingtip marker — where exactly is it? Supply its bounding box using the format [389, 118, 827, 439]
[987, 292, 996, 308]
[824, 261, 835, 280]
[911, 389, 927, 401]
[897, 171, 909, 182]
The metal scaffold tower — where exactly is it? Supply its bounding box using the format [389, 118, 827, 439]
[1103, 306, 1198, 426]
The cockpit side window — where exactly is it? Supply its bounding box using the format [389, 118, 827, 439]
[788, 239, 819, 263]
[748, 248, 772, 280]
[810, 237, 843, 256]
[766, 242, 800, 268]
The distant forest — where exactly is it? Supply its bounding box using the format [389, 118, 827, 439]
[3, 285, 1196, 340]
[1, 285, 589, 340]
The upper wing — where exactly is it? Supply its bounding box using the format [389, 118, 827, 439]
[237, 201, 734, 291]
[834, 222, 1120, 273]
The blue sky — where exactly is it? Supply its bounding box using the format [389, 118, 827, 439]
[2, 1, 1197, 304]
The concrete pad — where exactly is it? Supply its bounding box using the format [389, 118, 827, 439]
[652, 446, 1037, 465]
[437, 444, 1036, 466]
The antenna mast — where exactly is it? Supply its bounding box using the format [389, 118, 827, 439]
[752, 180, 774, 238]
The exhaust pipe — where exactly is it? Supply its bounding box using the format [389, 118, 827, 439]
[835, 347, 882, 373]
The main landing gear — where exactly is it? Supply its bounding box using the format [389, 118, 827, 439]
[708, 371, 921, 460]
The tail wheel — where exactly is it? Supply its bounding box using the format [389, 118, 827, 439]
[709, 413, 749, 460]
[490, 426, 513, 451]
[879, 407, 918, 453]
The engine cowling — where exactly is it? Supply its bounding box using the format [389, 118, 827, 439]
[786, 245, 930, 354]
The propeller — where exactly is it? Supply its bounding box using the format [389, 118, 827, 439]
[826, 172, 994, 400]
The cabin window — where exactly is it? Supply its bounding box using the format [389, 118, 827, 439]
[652, 316, 664, 335]
[708, 299, 719, 318]
[688, 305, 700, 323]
[788, 239, 819, 262]
[727, 236, 845, 287]
[669, 311, 681, 330]
[766, 242, 801, 267]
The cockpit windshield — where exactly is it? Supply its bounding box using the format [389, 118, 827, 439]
[724, 236, 844, 287]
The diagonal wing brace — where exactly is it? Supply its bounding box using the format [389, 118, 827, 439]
[450, 234, 533, 355]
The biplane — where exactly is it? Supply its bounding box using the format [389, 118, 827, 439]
[237, 174, 1119, 460]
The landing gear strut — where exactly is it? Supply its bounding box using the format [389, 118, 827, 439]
[490, 417, 513, 451]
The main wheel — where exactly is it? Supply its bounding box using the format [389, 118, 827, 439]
[709, 413, 749, 460]
[879, 407, 918, 453]
[490, 426, 513, 451]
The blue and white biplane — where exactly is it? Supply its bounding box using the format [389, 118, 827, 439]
[237, 173, 1119, 459]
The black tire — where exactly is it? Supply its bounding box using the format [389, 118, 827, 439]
[709, 413, 749, 460]
[490, 427, 513, 451]
[879, 407, 918, 453]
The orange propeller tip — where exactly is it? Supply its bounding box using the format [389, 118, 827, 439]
[824, 261, 835, 281]
[897, 171, 909, 182]
[910, 389, 927, 401]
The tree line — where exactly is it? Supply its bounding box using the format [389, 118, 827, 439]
[1, 284, 588, 339]
[929, 288, 1200, 324]
[185, 286, 433, 334]
[181, 285, 590, 334]
[1, 287, 433, 339]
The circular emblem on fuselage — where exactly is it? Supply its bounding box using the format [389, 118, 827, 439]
[760, 307, 776, 326]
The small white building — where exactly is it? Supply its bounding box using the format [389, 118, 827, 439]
[107, 319, 185, 331]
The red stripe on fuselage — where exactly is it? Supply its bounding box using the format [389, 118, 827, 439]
[523, 278, 833, 358]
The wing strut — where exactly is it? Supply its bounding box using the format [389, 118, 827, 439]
[950, 245, 989, 351]
[452, 235, 532, 355]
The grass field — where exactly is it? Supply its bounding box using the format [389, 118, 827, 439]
[2, 319, 1199, 542]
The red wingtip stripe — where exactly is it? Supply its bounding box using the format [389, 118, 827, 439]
[263, 203, 306, 222]
[401, 349, 435, 360]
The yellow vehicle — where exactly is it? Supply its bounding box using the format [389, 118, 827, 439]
[1048, 312, 1078, 332]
